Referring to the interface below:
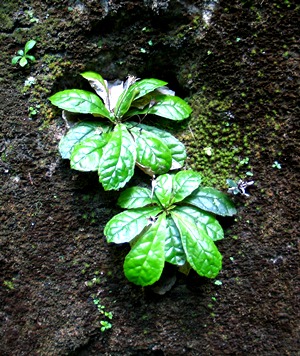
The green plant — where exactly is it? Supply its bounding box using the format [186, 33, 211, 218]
[28, 104, 40, 117]
[24, 76, 36, 87]
[93, 298, 113, 332]
[272, 160, 281, 169]
[12, 40, 36, 67]
[85, 276, 101, 287]
[100, 320, 112, 332]
[49, 72, 191, 190]
[3, 279, 15, 290]
[104, 170, 236, 286]
[24, 10, 39, 23]
[227, 178, 254, 197]
[239, 157, 249, 165]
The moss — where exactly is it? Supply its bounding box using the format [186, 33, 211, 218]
[0, 12, 14, 31]
[0, 1, 20, 31]
[177, 93, 255, 188]
[22, 54, 73, 125]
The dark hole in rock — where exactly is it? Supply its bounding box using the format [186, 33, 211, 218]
[49, 0, 209, 98]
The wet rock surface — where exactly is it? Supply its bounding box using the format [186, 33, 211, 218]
[0, 0, 299, 355]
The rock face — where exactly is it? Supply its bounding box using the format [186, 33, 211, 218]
[39, 0, 220, 87]
[0, 0, 299, 355]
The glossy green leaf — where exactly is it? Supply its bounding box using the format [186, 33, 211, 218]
[165, 216, 186, 266]
[49, 89, 111, 119]
[124, 213, 166, 286]
[172, 205, 201, 221]
[59, 122, 110, 159]
[19, 57, 28, 67]
[127, 88, 173, 112]
[171, 211, 222, 278]
[26, 55, 35, 62]
[104, 206, 162, 244]
[130, 78, 167, 101]
[98, 124, 136, 190]
[12, 56, 22, 65]
[117, 187, 159, 209]
[174, 206, 224, 242]
[127, 95, 192, 121]
[24, 40, 36, 54]
[184, 187, 237, 216]
[70, 133, 110, 171]
[149, 95, 192, 120]
[132, 123, 186, 169]
[171, 170, 202, 204]
[131, 127, 172, 176]
[153, 173, 173, 208]
[196, 211, 224, 241]
[80, 71, 109, 109]
[114, 87, 139, 119]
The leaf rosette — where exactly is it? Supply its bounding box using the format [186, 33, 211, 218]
[104, 170, 237, 286]
[49, 72, 191, 190]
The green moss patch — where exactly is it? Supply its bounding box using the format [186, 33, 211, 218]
[178, 93, 255, 188]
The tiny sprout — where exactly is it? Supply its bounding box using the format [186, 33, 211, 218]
[12, 40, 36, 67]
[239, 157, 249, 165]
[203, 146, 213, 156]
[214, 280, 222, 286]
[227, 179, 254, 197]
[93, 298, 113, 331]
[100, 321, 112, 332]
[28, 106, 38, 117]
[24, 76, 36, 86]
[25, 10, 39, 23]
[272, 161, 281, 169]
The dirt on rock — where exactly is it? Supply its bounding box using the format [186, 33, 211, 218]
[0, 1, 299, 355]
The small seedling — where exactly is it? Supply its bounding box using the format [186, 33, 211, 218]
[203, 146, 213, 156]
[93, 298, 113, 332]
[85, 276, 101, 287]
[239, 157, 249, 165]
[28, 104, 40, 117]
[272, 161, 281, 169]
[227, 179, 254, 197]
[24, 76, 36, 87]
[214, 280, 222, 286]
[105, 170, 236, 286]
[24, 10, 39, 23]
[3, 280, 15, 290]
[100, 321, 112, 332]
[12, 40, 36, 67]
